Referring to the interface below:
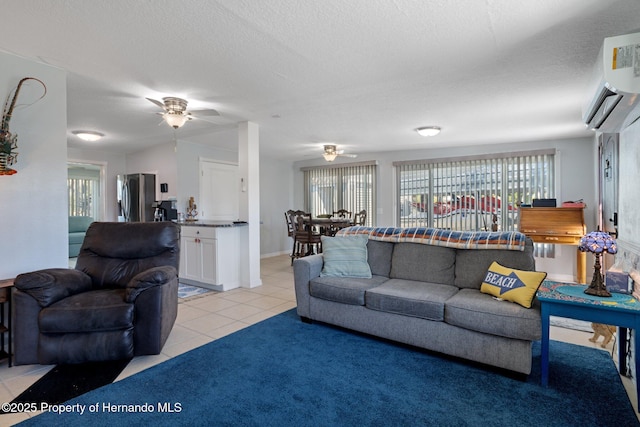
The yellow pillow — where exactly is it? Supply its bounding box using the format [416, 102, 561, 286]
[480, 261, 547, 308]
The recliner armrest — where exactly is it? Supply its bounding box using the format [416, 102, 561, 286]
[125, 266, 178, 302]
[14, 268, 93, 307]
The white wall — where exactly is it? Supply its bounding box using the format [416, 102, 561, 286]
[260, 154, 294, 257]
[614, 113, 640, 401]
[619, 120, 640, 248]
[293, 137, 598, 281]
[126, 141, 177, 202]
[67, 147, 126, 221]
[0, 52, 68, 278]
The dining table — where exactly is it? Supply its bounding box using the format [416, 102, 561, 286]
[304, 217, 355, 236]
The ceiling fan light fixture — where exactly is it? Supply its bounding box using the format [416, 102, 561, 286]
[323, 152, 338, 162]
[72, 130, 104, 142]
[416, 126, 441, 137]
[164, 112, 188, 129]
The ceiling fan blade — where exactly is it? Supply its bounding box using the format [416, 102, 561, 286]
[340, 153, 358, 158]
[190, 108, 220, 117]
[146, 97, 166, 110]
[190, 115, 224, 125]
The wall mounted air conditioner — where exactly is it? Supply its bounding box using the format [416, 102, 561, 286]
[583, 31, 640, 133]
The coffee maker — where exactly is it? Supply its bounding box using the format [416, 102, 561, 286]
[152, 200, 177, 221]
[152, 201, 165, 222]
[159, 200, 177, 221]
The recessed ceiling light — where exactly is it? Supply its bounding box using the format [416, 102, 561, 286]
[72, 130, 105, 142]
[415, 126, 441, 137]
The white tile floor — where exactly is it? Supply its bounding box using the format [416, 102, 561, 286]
[0, 254, 637, 425]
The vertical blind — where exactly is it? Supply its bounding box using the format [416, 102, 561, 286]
[68, 177, 100, 219]
[302, 161, 376, 226]
[394, 150, 556, 259]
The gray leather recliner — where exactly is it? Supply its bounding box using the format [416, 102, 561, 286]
[13, 221, 180, 365]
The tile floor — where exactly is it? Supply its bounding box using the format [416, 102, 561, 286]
[0, 254, 637, 425]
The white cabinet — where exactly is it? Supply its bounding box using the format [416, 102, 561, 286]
[179, 225, 241, 291]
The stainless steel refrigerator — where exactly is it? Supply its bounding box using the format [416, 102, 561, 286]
[117, 173, 156, 222]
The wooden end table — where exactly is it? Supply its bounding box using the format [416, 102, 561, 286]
[537, 280, 640, 410]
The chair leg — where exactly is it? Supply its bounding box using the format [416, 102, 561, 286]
[291, 238, 299, 265]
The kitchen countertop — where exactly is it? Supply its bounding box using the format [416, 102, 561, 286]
[173, 220, 248, 227]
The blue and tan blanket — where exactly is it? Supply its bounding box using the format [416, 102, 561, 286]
[336, 226, 527, 251]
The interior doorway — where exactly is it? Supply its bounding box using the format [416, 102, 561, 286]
[599, 133, 619, 269]
[67, 161, 106, 221]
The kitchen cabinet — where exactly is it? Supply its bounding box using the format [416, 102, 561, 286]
[179, 224, 242, 291]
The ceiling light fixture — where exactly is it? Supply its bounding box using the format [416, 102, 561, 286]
[72, 130, 104, 142]
[163, 112, 189, 129]
[416, 126, 441, 137]
[322, 152, 338, 162]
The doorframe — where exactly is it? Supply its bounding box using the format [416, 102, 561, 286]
[67, 159, 107, 221]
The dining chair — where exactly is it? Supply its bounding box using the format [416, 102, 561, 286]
[286, 210, 306, 261]
[333, 209, 352, 219]
[285, 210, 295, 238]
[288, 210, 322, 264]
[353, 209, 367, 226]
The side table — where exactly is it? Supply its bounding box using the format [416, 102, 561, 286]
[0, 278, 12, 367]
[537, 280, 640, 410]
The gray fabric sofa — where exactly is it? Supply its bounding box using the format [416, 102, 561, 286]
[293, 229, 542, 375]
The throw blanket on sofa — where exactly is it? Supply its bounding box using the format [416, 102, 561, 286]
[336, 226, 527, 251]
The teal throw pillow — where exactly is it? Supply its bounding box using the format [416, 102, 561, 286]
[320, 235, 372, 278]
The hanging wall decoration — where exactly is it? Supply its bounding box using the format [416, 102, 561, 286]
[0, 77, 47, 175]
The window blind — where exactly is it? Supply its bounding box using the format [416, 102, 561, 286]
[303, 162, 376, 226]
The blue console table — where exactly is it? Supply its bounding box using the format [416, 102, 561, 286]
[537, 281, 640, 409]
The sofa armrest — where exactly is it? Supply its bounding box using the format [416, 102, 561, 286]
[14, 268, 93, 307]
[293, 254, 324, 318]
[125, 266, 178, 302]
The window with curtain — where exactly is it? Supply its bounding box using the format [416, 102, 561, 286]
[394, 150, 556, 255]
[302, 161, 376, 226]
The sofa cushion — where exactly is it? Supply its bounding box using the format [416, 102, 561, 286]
[367, 240, 394, 277]
[310, 275, 389, 305]
[454, 238, 535, 289]
[389, 243, 456, 285]
[69, 216, 93, 233]
[480, 261, 547, 308]
[39, 289, 134, 333]
[321, 235, 371, 278]
[365, 279, 459, 321]
[445, 288, 542, 341]
[68, 232, 86, 246]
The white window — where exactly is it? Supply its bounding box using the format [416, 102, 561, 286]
[395, 150, 555, 255]
[302, 161, 376, 226]
[68, 163, 102, 220]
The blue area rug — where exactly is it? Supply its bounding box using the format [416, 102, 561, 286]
[18, 310, 638, 426]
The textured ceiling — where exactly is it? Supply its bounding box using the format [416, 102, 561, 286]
[1, 0, 639, 161]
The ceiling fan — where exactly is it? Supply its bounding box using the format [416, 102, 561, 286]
[146, 97, 220, 129]
[322, 144, 358, 162]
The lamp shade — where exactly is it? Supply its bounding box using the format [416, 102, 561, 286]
[578, 230, 617, 254]
[323, 152, 337, 162]
[163, 112, 188, 129]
